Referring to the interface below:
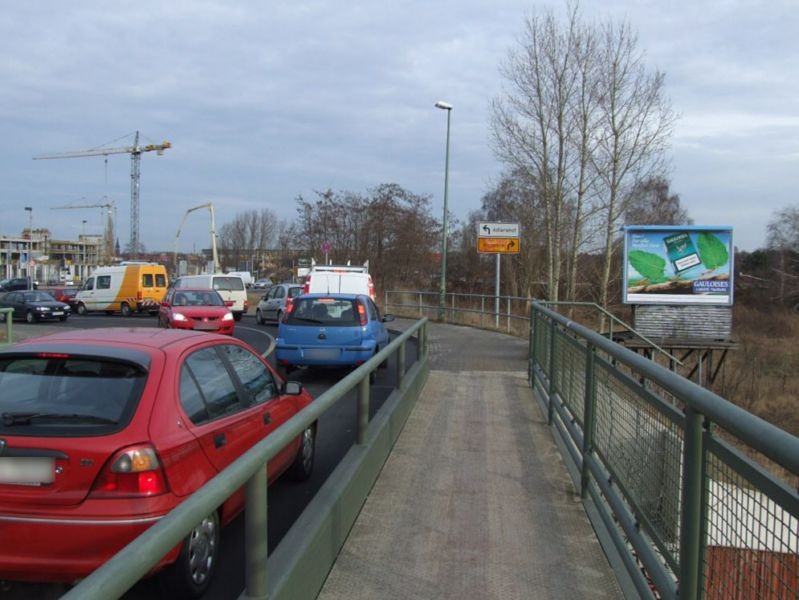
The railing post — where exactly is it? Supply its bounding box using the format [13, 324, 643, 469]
[396, 340, 406, 390]
[507, 297, 511, 333]
[679, 407, 705, 600]
[244, 466, 269, 600]
[547, 318, 556, 426]
[357, 376, 370, 444]
[451, 293, 455, 323]
[481, 296, 485, 328]
[418, 292, 422, 318]
[528, 308, 535, 383]
[581, 343, 596, 498]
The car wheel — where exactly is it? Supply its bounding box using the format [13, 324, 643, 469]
[59, 315, 68, 322]
[286, 425, 315, 481]
[233, 312, 243, 322]
[256, 309, 264, 325]
[77, 303, 87, 316]
[160, 511, 220, 598]
[25, 310, 36, 324]
[120, 303, 132, 317]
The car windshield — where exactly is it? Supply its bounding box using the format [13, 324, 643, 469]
[174, 291, 224, 306]
[286, 298, 359, 325]
[22, 292, 56, 303]
[0, 356, 147, 435]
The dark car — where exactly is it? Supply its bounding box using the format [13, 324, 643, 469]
[0, 327, 316, 595]
[0, 278, 36, 292]
[0, 290, 71, 323]
[40, 287, 79, 309]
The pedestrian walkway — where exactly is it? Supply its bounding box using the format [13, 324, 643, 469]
[318, 321, 622, 599]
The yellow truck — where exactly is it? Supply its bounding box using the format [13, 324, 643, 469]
[74, 263, 168, 316]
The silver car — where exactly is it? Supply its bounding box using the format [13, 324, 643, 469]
[255, 283, 303, 323]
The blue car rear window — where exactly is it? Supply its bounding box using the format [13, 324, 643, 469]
[286, 298, 359, 325]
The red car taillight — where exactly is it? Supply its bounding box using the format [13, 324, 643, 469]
[303, 277, 310, 295]
[137, 291, 143, 300]
[90, 444, 169, 498]
[284, 298, 296, 319]
[356, 301, 368, 326]
[368, 277, 375, 300]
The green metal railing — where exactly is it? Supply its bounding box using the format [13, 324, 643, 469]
[0, 308, 12, 345]
[529, 302, 799, 600]
[63, 319, 429, 600]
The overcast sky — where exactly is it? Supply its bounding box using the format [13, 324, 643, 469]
[1, 1, 796, 255]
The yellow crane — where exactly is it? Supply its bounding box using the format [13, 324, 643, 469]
[34, 131, 170, 258]
[50, 200, 116, 263]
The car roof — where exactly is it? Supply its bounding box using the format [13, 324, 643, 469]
[2, 327, 230, 355]
[296, 293, 366, 301]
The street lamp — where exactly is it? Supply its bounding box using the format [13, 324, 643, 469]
[435, 100, 452, 321]
[24, 206, 33, 289]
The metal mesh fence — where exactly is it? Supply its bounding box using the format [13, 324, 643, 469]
[552, 331, 587, 427]
[703, 444, 799, 599]
[593, 358, 685, 569]
[533, 311, 551, 377]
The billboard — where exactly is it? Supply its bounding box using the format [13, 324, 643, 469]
[623, 226, 734, 305]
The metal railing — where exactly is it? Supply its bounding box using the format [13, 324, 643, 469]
[384, 290, 682, 366]
[63, 319, 429, 600]
[529, 302, 799, 600]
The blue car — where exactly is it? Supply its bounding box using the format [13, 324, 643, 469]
[275, 294, 394, 373]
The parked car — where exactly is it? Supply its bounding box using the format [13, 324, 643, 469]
[0, 328, 316, 596]
[255, 283, 303, 324]
[158, 288, 235, 335]
[0, 278, 36, 292]
[0, 290, 71, 323]
[275, 293, 394, 375]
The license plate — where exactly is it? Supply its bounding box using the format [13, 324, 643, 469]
[305, 348, 340, 360]
[52, 312, 64, 316]
[0, 457, 55, 485]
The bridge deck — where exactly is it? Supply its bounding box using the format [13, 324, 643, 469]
[318, 320, 622, 599]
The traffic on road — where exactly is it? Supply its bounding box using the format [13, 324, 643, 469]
[1, 309, 412, 599]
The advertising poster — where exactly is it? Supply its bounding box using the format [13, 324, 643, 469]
[623, 226, 733, 305]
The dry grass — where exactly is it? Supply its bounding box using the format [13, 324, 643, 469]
[714, 305, 799, 439]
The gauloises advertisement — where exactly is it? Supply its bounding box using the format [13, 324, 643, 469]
[623, 226, 734, 305]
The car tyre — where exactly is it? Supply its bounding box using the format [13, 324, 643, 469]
[76, 303, 87, 315]
[286, 425, 315, 481]
[59, 315, 68, 322]
[159, 511, 220, 599]
[120, 302, 132, 317]
[256, 309, 264, 325]
[234, 312, 243, 322]
[25, 310, 36, 324]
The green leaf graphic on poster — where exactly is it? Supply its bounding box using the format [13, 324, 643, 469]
[628, 250, 667, 283]
[696, 233, 728, 270]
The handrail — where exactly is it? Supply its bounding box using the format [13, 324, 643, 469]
[63, 319, 428, 600]
[539, 300, 684, 367]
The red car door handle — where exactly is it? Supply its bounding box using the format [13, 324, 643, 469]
[214, 433, 226, 448]
[263, 412, 272, 425]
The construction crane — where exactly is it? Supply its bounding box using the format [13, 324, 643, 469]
[174, 203, 219, 275]
[34, 131, 171, 258]
[50, 200, 116, 263]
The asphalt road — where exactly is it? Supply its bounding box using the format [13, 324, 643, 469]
[1, 312, 414, 600]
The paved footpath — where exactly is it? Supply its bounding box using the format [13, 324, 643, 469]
[318, 320, 622, 600]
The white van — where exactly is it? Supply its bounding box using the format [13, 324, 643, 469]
[303, 261, 375, 300]
[171, 274, 249, 321]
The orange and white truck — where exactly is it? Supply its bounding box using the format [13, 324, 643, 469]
[74, 263, 169, 316]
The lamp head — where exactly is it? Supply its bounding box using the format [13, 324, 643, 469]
[435, 101, 453, 110]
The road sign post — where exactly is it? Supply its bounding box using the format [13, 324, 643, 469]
[477, 222, 520, 328]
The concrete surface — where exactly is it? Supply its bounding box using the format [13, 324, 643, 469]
[318, 320, 622, 600]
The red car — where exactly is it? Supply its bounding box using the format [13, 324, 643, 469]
[158, 288, 235, 335]
[0, 328, 316, 596]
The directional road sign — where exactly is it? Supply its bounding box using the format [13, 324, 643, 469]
[477, 222, 520, 238]
[478, 237, 520, 254]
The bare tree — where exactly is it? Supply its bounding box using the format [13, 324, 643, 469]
[766, 205, 799, 304]
[218, 208, 280, 271]
[593, 21, 675, 310]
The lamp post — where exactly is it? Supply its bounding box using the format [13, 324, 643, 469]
[24, 206, 33, 289]
[435, 100, 452, 321]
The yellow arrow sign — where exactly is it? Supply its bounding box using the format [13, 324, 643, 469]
[478, 237, 520, 254]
